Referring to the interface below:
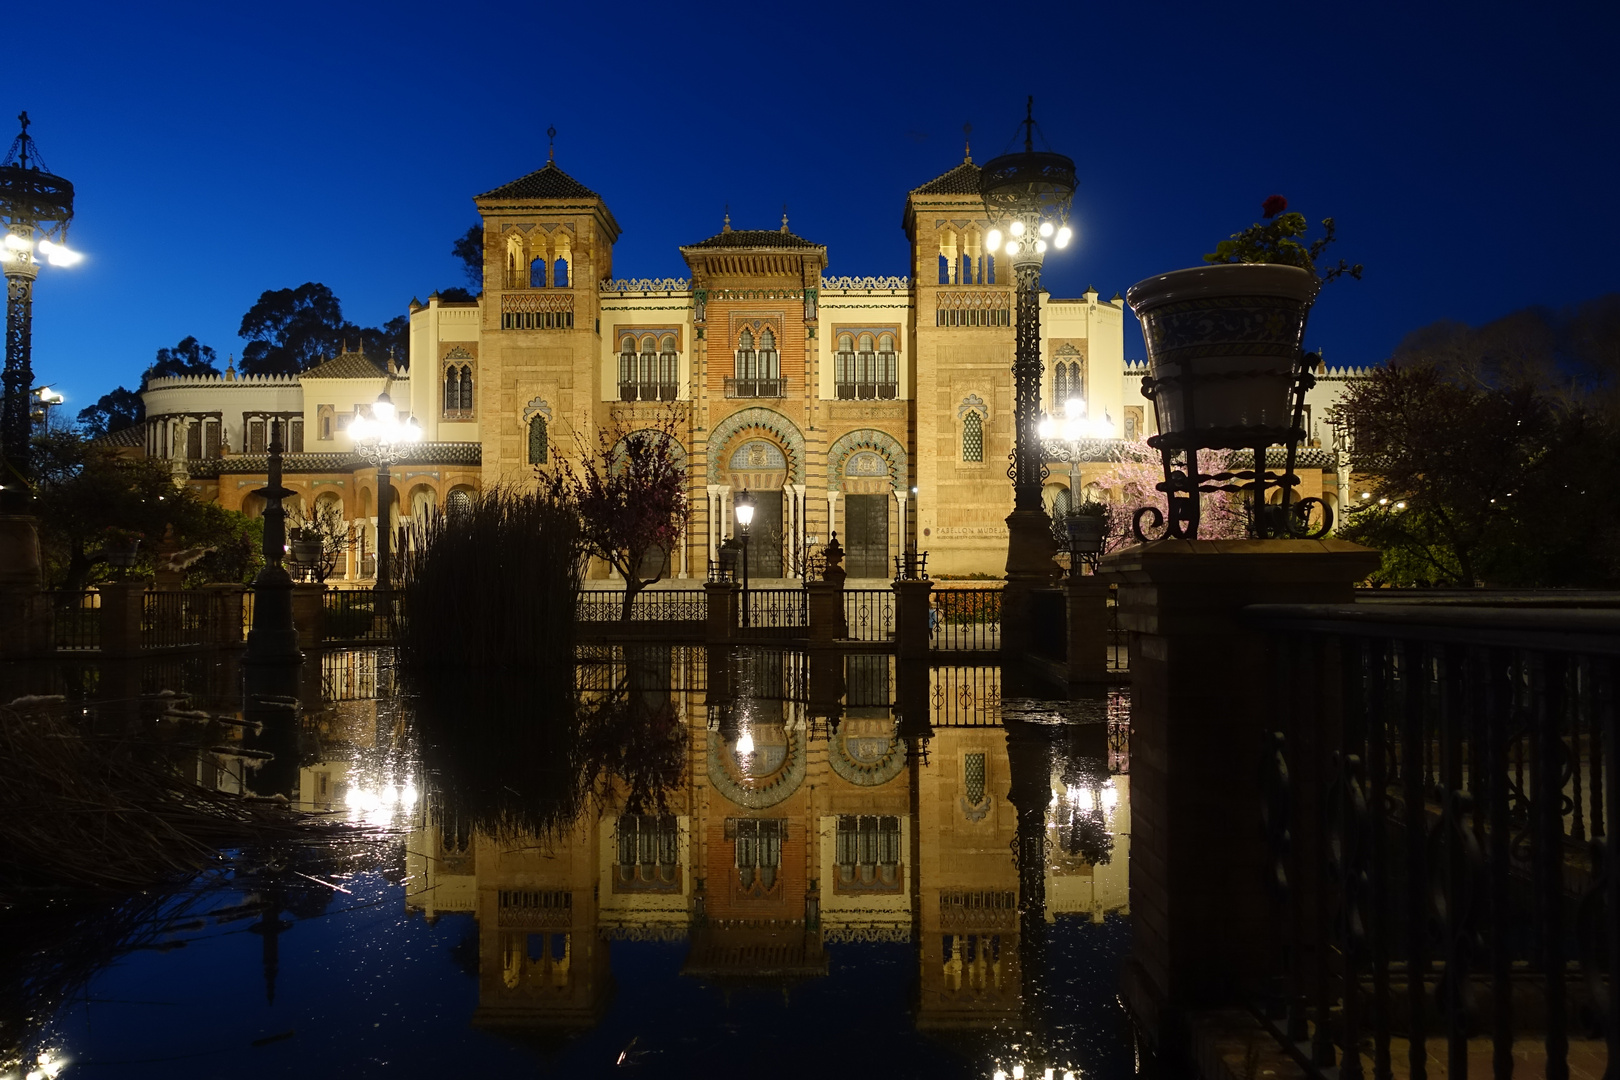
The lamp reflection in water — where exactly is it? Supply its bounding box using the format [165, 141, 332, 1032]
[993, 1067, 1076, 1080]
[23, 1048, 67, 1080]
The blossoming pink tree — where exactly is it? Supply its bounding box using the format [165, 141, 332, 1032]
[1095, 439, 1250, 550]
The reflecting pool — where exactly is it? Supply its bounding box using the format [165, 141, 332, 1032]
[3, 647, 1133, 1079]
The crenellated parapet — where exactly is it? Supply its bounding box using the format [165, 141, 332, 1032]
[145, 373, 300, 389]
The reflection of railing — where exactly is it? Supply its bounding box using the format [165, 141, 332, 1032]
[844, 589, 894, 642]
[322, 589, 398, 642]
[577, 589, 707, 623]
[930, 586, 1002, 652]
[52, 591, 101, 651]
[930, 665, 1002, 726]
[142, 591, 212, 649]
[746, 588, 808, 639]
[1247, 602, 1619, 1078]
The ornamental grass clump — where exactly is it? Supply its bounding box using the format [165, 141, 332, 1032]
[1205, 194, 1363, 283]
[396, 485, 582, 670]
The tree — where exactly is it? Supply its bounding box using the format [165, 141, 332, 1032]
[1093, 439, 1249, 548]
[30, 430, 258, 590]
[75, 387, 144, 438]
[238, 283, 346, 375]
[452, 225, 483, 291]
[146, 336, 220, 380]
[1333, 361, 1620, 586]
[540, 415, 688, 620]
[436, 287, 476, 304]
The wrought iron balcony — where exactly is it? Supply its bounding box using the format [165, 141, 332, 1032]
[725, 378, 784, 399]
[835, 381, 898, 401]
[619, 382, 680, 403]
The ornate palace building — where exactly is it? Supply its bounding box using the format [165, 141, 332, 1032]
[138, 152, 1364, 581]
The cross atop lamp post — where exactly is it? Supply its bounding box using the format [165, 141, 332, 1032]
[347, 392, 421, 596]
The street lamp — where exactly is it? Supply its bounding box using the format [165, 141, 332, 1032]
[1039, 397, 1117, 577]
[347, 392, 421, 595]
[979, 97, 1076, 621]
[30, 384, 64, 428]
[1, 113, 81, 512]
[734, 489, 755, 627]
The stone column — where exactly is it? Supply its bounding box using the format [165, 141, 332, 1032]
[1097, 538, 1377, 1060]
[892, 578, 933, 661]
[1065, 575, 1111, 686]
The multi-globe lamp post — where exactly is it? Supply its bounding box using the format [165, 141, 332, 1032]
[978, 98, 1076, 621]
[1, 113, 82, 514]
[347, 392, 422, 597]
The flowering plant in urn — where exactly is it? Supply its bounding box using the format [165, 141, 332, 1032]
[1204, 195, 1362, 282]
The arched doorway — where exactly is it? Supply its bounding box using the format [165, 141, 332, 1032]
[728, 439, 786, 578]
[841, 450, 893, 578]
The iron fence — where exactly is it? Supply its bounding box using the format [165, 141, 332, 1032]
[322, 589, 397, 642]
[930, 665, 1003, 727]
[1247, 602, 1618, 1078]
[1107, 583, 1128, 673]
[141, 591, 213, 649]
[576, 589, 708, 623]
[743, 588, 808, 640]
[51, 591, 101, 651]
[844, 589, 895, 643]
[931, 587, 1003, 652]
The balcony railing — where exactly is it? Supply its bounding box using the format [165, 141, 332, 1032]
[619, 382, 680, 403]
[835, 381, 898, 400]
[724, 378, 784, 399]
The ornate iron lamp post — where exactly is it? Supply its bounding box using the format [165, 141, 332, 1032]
[347, 392, 421, 596]
[733, 489, 755, 627]
[1039, 397, 1116, 578]
[978, 99, 1075, 640]
[1, 113, 81, 513]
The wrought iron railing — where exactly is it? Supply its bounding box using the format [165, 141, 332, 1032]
[1107, 583, 1128, 673]
[835, 380, 898, 400]
[618, 382, 680, 402]
[322, 589, 397, 642]
[141, 591, 214, 649]
[930, 665, 1002, 726]
[743, 588, 808, 639]
[844, 589, 895, 643]
[931, 587, 1003, 652]
[51, 590, 101, 651]
[724, 378, 784, 399]
[1246, 602, 1619, 1078]
[576, 589, 707, 623]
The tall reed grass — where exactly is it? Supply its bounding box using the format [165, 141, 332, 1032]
[396, 486, 582, 670]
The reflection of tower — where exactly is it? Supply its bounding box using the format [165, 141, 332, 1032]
[1004, 718, 1055, 1049]
[247, 885, 292, 1005]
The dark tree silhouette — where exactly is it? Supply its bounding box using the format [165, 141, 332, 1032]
[238, 283, 346, 375]
[75, 388, 144, 437]
[452, 224, 483, 290]
[146, 336, 220, 380]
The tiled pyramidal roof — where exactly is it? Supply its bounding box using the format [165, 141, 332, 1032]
[685, 228, 821, 250]
[477, 161, 600, 200]
[911, 160, 982, 196]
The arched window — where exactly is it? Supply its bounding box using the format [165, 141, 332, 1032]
[529, 257, 547, 288]
[443, 367, 459, 412]
[835, 334, 855, 398]
[856, 334, 876, 400]
[528, 416, 548, 464]
[877, 334, 897, 399]
[962, 411, 984, 462]
[506, 235, 524, 290]
[640, 335, 658, 395]
[552, 257, 568, 288]
[758, 329, 779, 388]
[458, 365, 473, 411]
[446, 489, 472, 518]
[619, 337, 638, 400]
[658, 335, 678, 400]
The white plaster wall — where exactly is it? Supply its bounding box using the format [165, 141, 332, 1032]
[595, 290, 696, 402]
[816, 290, 913, 401]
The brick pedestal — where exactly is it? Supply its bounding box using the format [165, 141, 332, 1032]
[291, 584, 325, 650]
[805, 579, 845, 644]
[704, 581, 738, 644]
[1097, 538, 1378, 1062]
[1066, 576, 1110, 686]
[99, 580, 149, 658]
[892, 579, 933, 661]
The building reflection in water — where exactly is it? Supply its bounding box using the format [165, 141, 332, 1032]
[377, 643, 1130, 1070]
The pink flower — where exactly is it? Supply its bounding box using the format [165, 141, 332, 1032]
[1262, 195, 1288, 219]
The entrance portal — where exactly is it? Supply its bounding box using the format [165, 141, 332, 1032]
[844, 494, 890, 578]
[737, 490, 783, 578]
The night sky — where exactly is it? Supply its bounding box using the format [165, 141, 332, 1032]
[14, 0, 1619, 412]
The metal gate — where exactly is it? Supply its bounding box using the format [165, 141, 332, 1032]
[844, 494, 889, 578]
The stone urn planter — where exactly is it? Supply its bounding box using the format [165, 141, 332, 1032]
[1126, 263, 1320, 439]
[102, 539, 141, 569]
[1065, 514, 1106, 554]
[290, 539, 324, 567]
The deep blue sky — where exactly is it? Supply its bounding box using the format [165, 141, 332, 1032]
[14, 0, 1619, 413]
